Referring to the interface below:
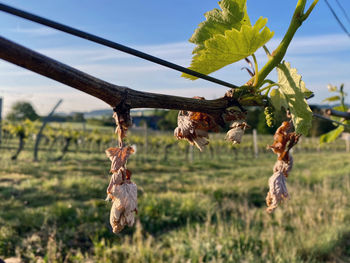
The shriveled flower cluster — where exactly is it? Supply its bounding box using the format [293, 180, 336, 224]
[224, 110, 249, 144]
[225, 120, 249, 144]
[112, 110, 132, 142]
[106, 146, 137, 234]
[266, 121, 300, 213]
[174, 97, 249, 150]
[105, 111, 137, 234]
[174, 97, 219, 151]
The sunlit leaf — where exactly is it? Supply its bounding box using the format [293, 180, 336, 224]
[319, 126, 344, 144]
[270, 88, 288, 112]
[270, 82, 312, 112]
[183, 17, 274, 80]
[327, 84, 337, 92]
[189, 0, 250, 53]
[276, 61, 313, 136]
[333, 105, 348, 112]
[322, 96, 340, 103]
[300, 82, 313, 98]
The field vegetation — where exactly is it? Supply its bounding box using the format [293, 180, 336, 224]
[0, 129, 349, 262]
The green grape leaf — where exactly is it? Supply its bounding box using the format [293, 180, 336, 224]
[300, 82, 313, 98]
[327, 84, 337, 92]
[270, 82, 312, 110]
[333, 105, 348, 112]
[183, 17, 274, 80]
[189, 0, 251, 53]
[322, 96, 340, 103]
[270, 85, 312, 112]
[276, 61, 313, 136]
[270, 88, 288, 111]
[320, 125, 344, 144]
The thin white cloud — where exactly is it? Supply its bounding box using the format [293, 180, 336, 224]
[35, 34, 350, 63]
[38, 43, 205, 64]
[287, 34, 350, 54]
[76, 64, 168, 74]
[10, 26, 58, 36]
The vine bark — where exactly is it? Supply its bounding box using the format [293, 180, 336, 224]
[0, 36, 251, 115]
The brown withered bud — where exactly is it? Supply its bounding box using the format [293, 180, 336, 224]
[109, 179, 138, 234]
[106, 168, 132, 200]
[273, 153, 293, 178]
[268, 121, 300, 161]
[106, 146, 134, 173]
[266, 171, 289, 213]
[225, 120, 249, 144]
[174, 97, 219, 151]
[112, 110, 132, 143]
[105, 148, 137, 234]
[174, 110, 209, 151]
[224, 110, 249, 144]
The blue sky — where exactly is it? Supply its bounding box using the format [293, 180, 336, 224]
[0, 0, 350, 115]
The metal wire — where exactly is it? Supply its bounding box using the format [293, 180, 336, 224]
[334, 0, 350, 25]
[313, 113, 350, 128]
[324, 0, 350, 38]
[0, 2, 239, 90]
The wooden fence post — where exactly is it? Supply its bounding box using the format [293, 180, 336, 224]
[33, 99, 62, 161]
[144, 122, 148, 155]
[342, 133, 350, 153]
[0, 97, 2, 146]
[253, 129, 258, 158]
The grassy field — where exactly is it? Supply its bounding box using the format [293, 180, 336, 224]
[0, 136, 350, 262]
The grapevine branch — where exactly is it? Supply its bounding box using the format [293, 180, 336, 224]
[0, 36, 249, 115]
[1, 36, 345, 128]
[313, 113, 350, 128]
[325, 109, 350, 120]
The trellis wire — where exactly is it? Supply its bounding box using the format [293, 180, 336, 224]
[0, 3, 239, 90]
[313, 113, 350, 128]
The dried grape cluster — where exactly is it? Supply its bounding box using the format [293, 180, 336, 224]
[266, 121, 300, 213]
[225, 120, 249, 144]
[174, 97, 249, 151]
[105, 111, 138, 234]
[174, 111, 216, 151]
[174, 97, 219, 151]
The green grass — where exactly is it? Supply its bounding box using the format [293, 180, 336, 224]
[0, 138, 350, 262]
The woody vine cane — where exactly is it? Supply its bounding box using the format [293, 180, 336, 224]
[105, 107, 137, 233]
